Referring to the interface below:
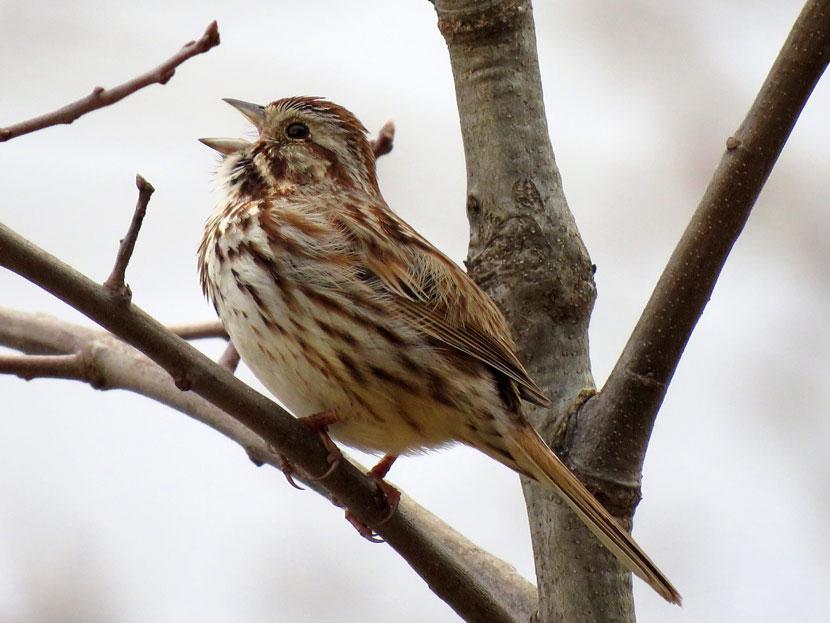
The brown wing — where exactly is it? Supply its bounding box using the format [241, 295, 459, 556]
[337, 199, 551, 408]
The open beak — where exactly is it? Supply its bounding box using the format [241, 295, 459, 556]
[198, 137, 251, 155]
[198, 98, 266, 155]
[222, 98, 266, 129]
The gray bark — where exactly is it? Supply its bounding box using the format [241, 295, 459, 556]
[436, 0, 830, 621]
[434, 1, 634, 621]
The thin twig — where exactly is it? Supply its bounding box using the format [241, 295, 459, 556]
[371, 120, 395, 157]
[0, 21, 220, 142]
[568, 0, 830, 500]
[103, 175, 155, 301]
[217, 342, 241, 372]
[169, 321, 228, 340]
[0, 353, 89, 382]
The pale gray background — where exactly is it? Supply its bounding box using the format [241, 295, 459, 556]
[1, 1, 828, 621]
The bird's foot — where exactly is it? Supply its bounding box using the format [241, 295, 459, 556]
[298, 410, 343, 481]
[344, 455, 401, 543]
[273, 452, 305, 490]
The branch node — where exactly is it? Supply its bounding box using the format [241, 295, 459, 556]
[726, 135, 741, 151]
[246, 445, 267, 467]
[173, 372, 193, 392]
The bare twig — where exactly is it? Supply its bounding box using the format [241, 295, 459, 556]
[0, 352, 90, 382]
[103, 175, 155, 301]
[168, 321, 227, 340]
[0, 305, 538, 622]
[0, 21, 220, 142]
[217, 342, 241, 372]
[568, 0, 830, 500]
[371, 120, 395, 157]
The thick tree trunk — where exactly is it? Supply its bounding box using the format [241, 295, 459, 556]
[435, 1, 635, 621]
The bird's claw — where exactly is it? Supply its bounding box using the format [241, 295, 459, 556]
[342, 468, 401, 543]
[298, 410, 343, 480]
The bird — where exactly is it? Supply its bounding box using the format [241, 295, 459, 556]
[197, 96, 680, 605]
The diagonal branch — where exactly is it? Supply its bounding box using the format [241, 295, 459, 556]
[103, 175, 155, 301]
[0, 21, 220, 142]
[567, 0, 830, 497]
[0, 305, 538, 622]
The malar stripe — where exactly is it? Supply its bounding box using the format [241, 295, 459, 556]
[306, 141, 355, 189]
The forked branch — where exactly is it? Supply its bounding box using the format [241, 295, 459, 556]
[568, 0, 830, 494]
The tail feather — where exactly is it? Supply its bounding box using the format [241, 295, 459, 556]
[508, 424, 682, 605]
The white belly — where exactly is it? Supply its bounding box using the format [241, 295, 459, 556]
[202, 209, 500, 456]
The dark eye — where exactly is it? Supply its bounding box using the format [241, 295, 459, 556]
[285, 122, 310, 140]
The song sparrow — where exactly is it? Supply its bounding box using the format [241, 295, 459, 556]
[198, 96, 680, 604]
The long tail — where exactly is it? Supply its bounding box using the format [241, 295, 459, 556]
[507, 424, 682, 605]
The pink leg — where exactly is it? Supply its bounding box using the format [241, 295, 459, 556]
[344, 454, 401, 543]
[298, 410, 343, 480]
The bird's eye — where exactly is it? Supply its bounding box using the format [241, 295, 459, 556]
[285, 123, 310, 140]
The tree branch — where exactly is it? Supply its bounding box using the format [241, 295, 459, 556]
[370, 120, 395, 157]
[103, 175, 155, 301]
[568, 0, 830, 508]
[217, 341, 241, 372]
[0, 21, 220, 142]
[168, 321, 227, 340]
[0, 305, 537, 622]
[434, 1, 623, 619]
[0, 352, 93, 383]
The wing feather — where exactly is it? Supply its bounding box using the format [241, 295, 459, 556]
[338, 200, 551, 408]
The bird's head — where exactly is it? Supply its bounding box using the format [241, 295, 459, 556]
[200, 97, 379, 199]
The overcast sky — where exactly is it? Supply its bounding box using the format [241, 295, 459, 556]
[1, 1, 829, 622]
